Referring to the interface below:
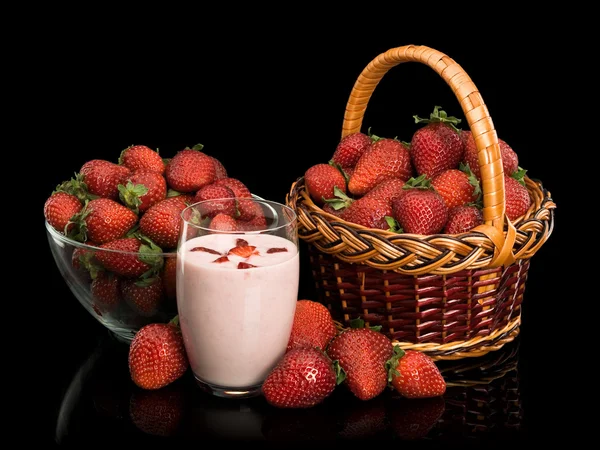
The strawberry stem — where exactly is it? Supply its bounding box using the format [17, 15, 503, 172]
[511, 167, 528, 186]
[385, 345, 406, 383]
[413, 105, 462, 133]
[402, 174, 432, 190]
[323, 186, 354, 211]
[333, 360, 346, 385]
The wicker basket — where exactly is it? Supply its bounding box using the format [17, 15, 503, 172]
[286, 44, 556, 360]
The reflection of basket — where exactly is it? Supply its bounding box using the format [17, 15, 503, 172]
[286, 45, 556, 360]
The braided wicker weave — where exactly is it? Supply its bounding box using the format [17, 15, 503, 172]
[286, 45, 556, 360]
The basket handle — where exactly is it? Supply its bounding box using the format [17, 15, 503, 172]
[341, 45, 515, 267]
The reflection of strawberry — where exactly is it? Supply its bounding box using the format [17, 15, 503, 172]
[462, 130, 519, 179]
[128, 319, 189, 390]
[44, 191, 82, 234]
[96, 237, 163, 278]
[331, 132, 372, 168]
[338, 395, 388, 440]
[91, 272, 122, 312]
[327, 320, 393, 401]
[287, 300, 337, 352]
[79, 159, 131, 199]
[118, 170, 167, 213]
[388, 395, 445, 440]
[129, 384, 186, 436]
[262, 347, 337, 408]
[348, 138, 412, 196]
[411, 106, 464, 179]
[119, 145, 165, 174]
[139, 195, 193, 249]
[70, 198, 138, 244]
[122, 276, 165, 317]
[388, 348, 446, 399]
[444, 205, 483, 234]
[305, 163, 347, 206]
[165, 147, 216, 193]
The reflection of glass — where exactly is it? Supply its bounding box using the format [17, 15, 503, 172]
[177, 198, 299, 399]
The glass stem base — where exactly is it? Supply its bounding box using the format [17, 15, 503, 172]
[194, 374, 263, 399]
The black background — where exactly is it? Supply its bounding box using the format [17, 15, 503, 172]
[20, 16, 579, 446]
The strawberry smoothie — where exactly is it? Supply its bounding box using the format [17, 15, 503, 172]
[176, 232, 299, 395]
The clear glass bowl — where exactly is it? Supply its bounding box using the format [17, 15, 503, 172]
[46, 220, 178, 342]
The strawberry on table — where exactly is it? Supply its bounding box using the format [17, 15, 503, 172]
[95, 237, 163, 278]
[79, 159, 131, 199]
[122, 276, 165, 317]
[128, 318, 189, 390]
[304, 163, 347, 206]
[327, 319, 393, 401]
[462, 130, 519, 180]
[504, 169, 532, 221]
[287, 299, 337, 352]
[69, 198, 138, 244]
[331, 131, 373, 169]
[119, 169, 167, 214]
[387, 348, 446, 399]
[410, 106, 465, 179]
[44, 191, 82, 234]
[262, 347, 337, 408]
[165, 145, 216, 193]
[443, 205, 483, 234]
[348, 137, 412, 196]
[139, 195, 193, 250]
[119, 145, 165, 174]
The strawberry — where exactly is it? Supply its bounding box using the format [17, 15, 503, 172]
[303, 163, 347, 206]
[210, 156, 228, 180]
[388, 396, 445, 440]
[236, 198, 268, 229]
[91, 271, 122, 312]
[504, 169, 532, 221]
[118, 170, 167, 213]
[326, 320, 393, 401]
[410, 106, 464, 179]
[431, 164, 481, 210]
[362, 177, 406, 204]
[70, 198, 138, 244]
[387, 348, 446, 399]
[340, 195, 393, 230]
[443, 205, 483, 234]
[348, 138, 412, 196]
[129, 384, 185, 437]
[262, 347, 337, 408]
[139, 195, 193, 249]
[128, 319, 189, 390]
[391, 176, 448, 235]
[162, 256, 177, 301]
[79, 159, 131, 199]
[119, 145, 165, 174]
[287, 299, 337, 352]
[331, 132, 372, 168]
[462, 130, 519, 179]
[72, 245, 100, 278]
[122, 276, 165, 317]
[213, 178, 255, 220]
[165, 146, 216, 192]
[209, 213, 239, 231]
[44, 191, 82, 234]
[192, 184, 237, 217]
[95, 237, 163, 278]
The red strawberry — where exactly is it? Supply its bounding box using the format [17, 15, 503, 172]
[340, 195, 393, 230]
[79, 159, 131, 199]
[210, 156, 228, 180]
[504, 170, 532, 221]
[129, 384, 185, 437]
[262, 347, 337, 408]
[119, 170, 167, 213]
[192, 184, 237, 217]
[90, 271, 122, 312]
[70, 198, 138, 244]
[348, 138, 412, 196]
[388, 396, 445, 440]
[139, 195, 193, 250]
[411, 106, 464, 179]
[304, 163, 347, 206]
[209, 213, 239, 231]
[236, 198, 267, 229]
[388, 348, 446, 399]
[95, 237, 163, 278]
[119, 145, 165, 174]
[287, 300, 337, 352]
[462, 130, 519, 179]
[71, 245, 99, 276]
[443, 205, 483, 234]
[327, 321, 393, 401]
[363, 177, 406, 204]
[165, 146, 216, 192]
[122, 276, 165, 317]
[331, 132, 372, 168]
[162, 256, 177, 301]
[431, 165, 480, 209]
[213, 178, 255, 220]
[44, 191, 82, 234]
[128, 319, 189, 390]
[391, 177, 448, 235]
